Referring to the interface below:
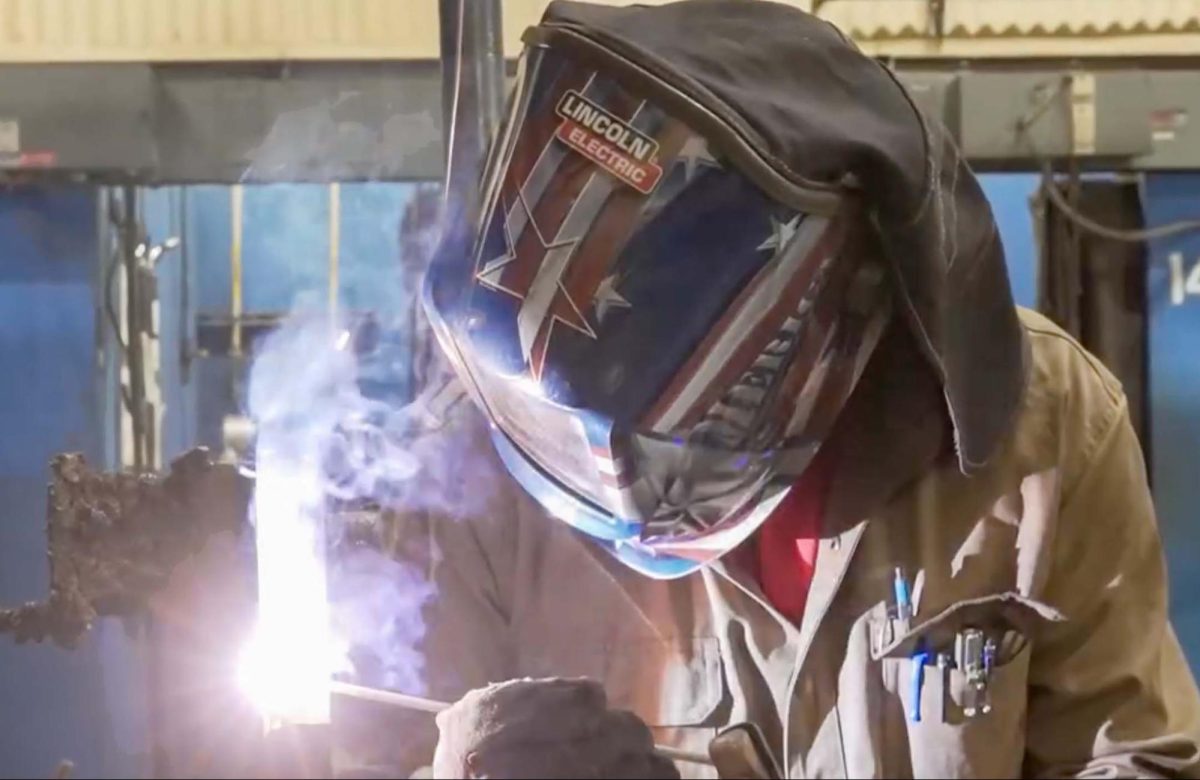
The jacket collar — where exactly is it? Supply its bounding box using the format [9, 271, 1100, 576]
[823, 321, 957, 532]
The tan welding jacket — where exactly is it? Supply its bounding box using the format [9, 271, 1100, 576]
[342, 308, 1200, 779]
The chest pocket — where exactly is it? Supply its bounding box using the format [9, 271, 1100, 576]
[869, 593, 1063, 779]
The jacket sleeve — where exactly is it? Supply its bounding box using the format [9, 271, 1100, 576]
[1024, 397, 1200, 778]
[332, 406, 522, 778]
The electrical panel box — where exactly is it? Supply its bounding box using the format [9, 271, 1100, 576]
[895, 71, 960, 140]
[156, 62, 444, 183]
[896, 69, 1155, 163]
[954, 71, 1154, 161]
[0, 64, 156, 173]
[1134, 71, 1200, 170]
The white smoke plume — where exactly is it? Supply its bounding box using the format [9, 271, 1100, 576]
[241, 209, 472, 712]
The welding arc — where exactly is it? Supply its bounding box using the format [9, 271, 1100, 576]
[328, 680, 714, 767]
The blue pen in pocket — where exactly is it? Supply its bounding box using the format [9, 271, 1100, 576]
[910, 641, 931, 723]
[893, 567, 912, 621]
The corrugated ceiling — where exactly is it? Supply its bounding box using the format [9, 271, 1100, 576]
[0, 0, 1195, 62]
[817, 0, 1200, 40]
[0, 0, 443, 62]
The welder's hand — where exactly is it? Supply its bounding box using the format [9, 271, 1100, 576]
[431, 678, 679, 779]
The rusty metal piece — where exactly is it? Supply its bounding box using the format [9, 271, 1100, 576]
[0, 448, 252, 648]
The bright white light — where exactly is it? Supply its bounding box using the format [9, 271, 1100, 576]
[334, 330, 352, 351]
[240, 443, 334, 726]
[237, 621, 335, 727]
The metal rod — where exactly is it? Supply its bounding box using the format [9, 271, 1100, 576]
[328, 182, 340, 319]
[120, 184, 147, 471]
[328, 681, 714, 767]
[648, 744, 714, 768]
[230, 184, 244, 357]
[438, 0, 505, 216]
[329, 680, 445, 714]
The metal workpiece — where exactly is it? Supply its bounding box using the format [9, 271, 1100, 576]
[0, 441, 409, 647]
[0, 448, 252, 648]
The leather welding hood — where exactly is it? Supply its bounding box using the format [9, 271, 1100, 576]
[424, 0, 1024, 577]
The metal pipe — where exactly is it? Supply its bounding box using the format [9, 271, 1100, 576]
[329, 680, 715, 767]
[438, 0, 505, 218]
[120, 184, 148, 471]
[179, 188, 193, 385]
[330, 680, 445, 714]
[328, 182, 340, 319]
[230, 184, 244, 357]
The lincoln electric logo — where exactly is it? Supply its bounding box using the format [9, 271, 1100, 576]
[555, 90, 663, 194]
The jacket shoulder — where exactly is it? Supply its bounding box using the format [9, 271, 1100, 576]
[1009, 307, 1128, 481]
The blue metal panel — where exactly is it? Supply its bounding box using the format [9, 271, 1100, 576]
[0, 187, 139, 778]
[339, 183, 420, 403]
[189, 186, 233, 316]
[339, 183, 416, 311]
[979, 173, 1041, 309]
[1144, 174, 1200, 675]
[175, 182, 425, 448]
[180, 186, 239, 452]
[242, 184, 329, 313]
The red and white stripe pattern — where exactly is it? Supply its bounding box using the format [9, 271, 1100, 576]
[592, 443, 643, 519]
[474, 71, 693, 383]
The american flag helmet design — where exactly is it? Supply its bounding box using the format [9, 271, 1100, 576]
[424, 44, 891, 578]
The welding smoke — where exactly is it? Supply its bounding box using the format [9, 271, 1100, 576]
[243, 275, 487, 710]
[242, 92, 440, 181]
[247, 308, 423, 497]
[232, 173, 503, 724]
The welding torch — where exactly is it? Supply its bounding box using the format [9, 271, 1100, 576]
[328, 680, 714, 768]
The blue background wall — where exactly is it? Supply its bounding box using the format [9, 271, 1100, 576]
[1144, 174, 1200, 679]
[0, 188, 144, 778]
[143, 183, 420, 459]
[0, 182, 421, 778]
[980, 174, 1040, 309]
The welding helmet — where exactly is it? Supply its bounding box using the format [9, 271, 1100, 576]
[423, 18, 892, 579]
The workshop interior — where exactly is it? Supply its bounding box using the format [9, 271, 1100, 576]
[2, 0, 1200, 777]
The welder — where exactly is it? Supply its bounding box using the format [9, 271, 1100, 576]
[361, 1, 1200, 777]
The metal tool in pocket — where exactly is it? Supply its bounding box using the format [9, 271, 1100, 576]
[935, 652, 952, 723]
[955, 628, 994, 717]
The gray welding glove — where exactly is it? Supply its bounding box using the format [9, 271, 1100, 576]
[431, 678, 680, 779]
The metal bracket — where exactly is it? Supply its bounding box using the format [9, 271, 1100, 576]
[928, 0, 947, 39]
